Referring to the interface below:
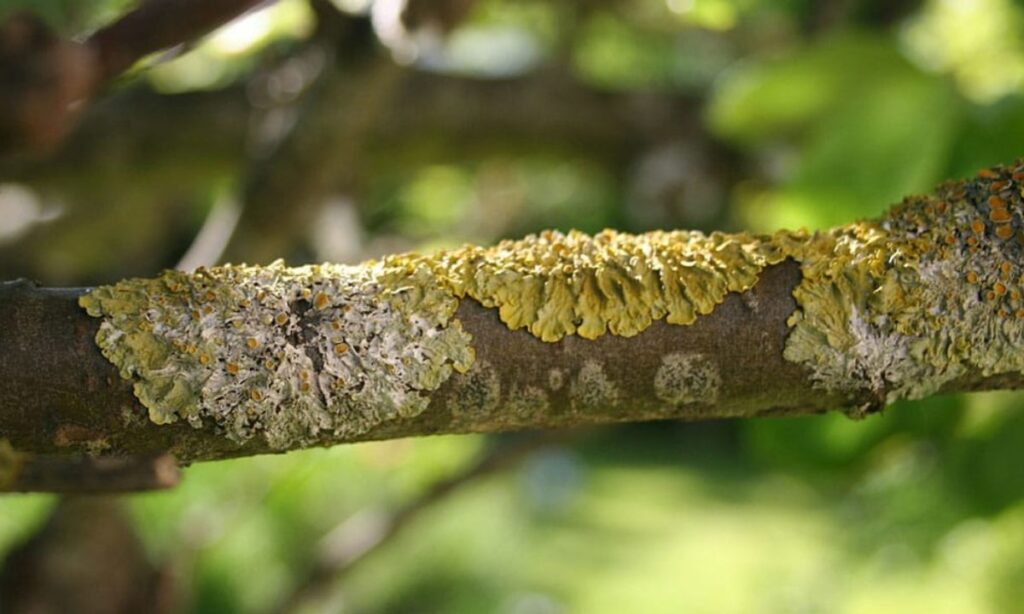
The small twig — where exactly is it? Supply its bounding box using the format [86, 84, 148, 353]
[278, 433, 561, 613]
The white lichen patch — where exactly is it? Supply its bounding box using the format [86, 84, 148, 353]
[783, 160, 1024, 402]
[80, 261, 474, 448]
[653, 352, 720, 406]
[570, 360, 620, 412]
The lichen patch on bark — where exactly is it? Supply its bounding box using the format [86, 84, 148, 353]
[654, 352, 720, 407]
[783, 160, 1024, 402]
[80, 262, 474, 448]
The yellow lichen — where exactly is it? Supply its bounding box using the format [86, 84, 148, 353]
[394, 228, 803, 342]
[782, 159, 1024, 402]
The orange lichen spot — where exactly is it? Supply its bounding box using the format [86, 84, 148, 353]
[992, 181, 1011, 192]
[979, 168, 999, 178]
[275, 312, 288, 326]
[966, 271, 980, 284]
[996, 224, 1015, 240]
[300, 370, 310, 382]
[199, 353, 211, 365]
[250, 389, 263, 402]
[226, 362, 240, 375]
[314, 292, 330, 310]
[264, 359, 276, 370]
[1012, 290, 1021, 302]
[246, 337, 260, 349]
[990, 208, 1013, 223]
[191, 309, 201, 320]
[1017, 309, 1024, 319]
[334, 342, 349, 354]
[1002, 262, 1014, 278]
[239, 299, 251, 308]
[944, 233, 957, 246]
[987, 290, 998, 301]
[990, 196, 1007, 208]
[995, 282, 1007, 296]
[1013, 171, 1024, 181]
[300, 382, 310, 392]
[971, 219, 986, 234]
[204, 291, 216, 302]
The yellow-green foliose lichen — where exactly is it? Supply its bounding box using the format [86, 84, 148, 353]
[417, 228, 801, 341]
[782, 161, 1024, 402]
[80, 261, 474, 448]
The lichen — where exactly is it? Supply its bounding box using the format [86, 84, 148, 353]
[413, 228, 800, 342]
[447, 359, 501, 422]
[505, 384, 551, 422]
[654, 352, 720, 406]
[80, 261, 474, 448]
[782, 160, 1024, 402]
[570, 360, 620, 412]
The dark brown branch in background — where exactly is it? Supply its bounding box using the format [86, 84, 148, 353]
[90, 0, 267, 81]
[0, 0, 264, 156]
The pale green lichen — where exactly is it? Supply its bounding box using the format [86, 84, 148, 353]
[782, 160, 1024, 402]
[505, 384, 551, 422]
[81, 261, 474, 448]
[447, 359, 501, 422]
[654, 352, 720, 406]
[570, 360, 620, 412]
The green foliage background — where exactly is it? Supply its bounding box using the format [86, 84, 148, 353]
[5, 0, 1024, 612]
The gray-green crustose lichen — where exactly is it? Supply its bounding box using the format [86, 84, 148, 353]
[80, 261, 474, 448]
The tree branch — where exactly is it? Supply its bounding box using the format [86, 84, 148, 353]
[3, 161, 1022, 491]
